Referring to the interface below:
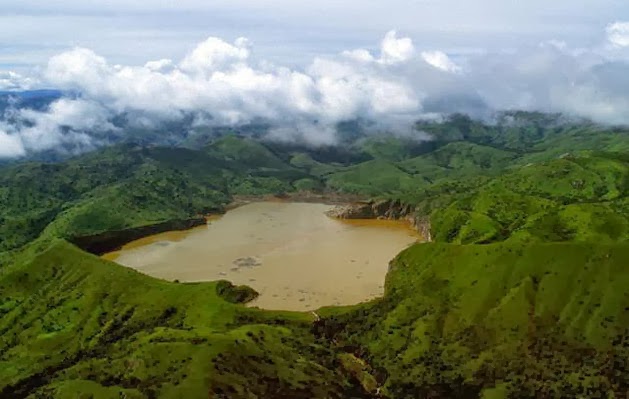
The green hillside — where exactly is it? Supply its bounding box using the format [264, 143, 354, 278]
[0, 240, 367, 398]
[0, 141, 302, 254]
[399, 141, 517, 179]
[326, 159, 426, 195]
[318, 241, 629, 397]
[1, 113, 629, 398]
[427, 154, 629, 244]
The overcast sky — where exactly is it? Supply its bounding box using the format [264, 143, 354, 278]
[2, 1, 629, 158]
[1, 0, 627, 71]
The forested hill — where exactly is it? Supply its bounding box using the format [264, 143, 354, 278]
[1, 113, 627, 254]
[1, 113, 629, 398]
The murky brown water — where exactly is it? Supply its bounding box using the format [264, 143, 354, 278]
[104, 202, 419, 311]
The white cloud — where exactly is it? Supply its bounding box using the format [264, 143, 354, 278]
[0, 129, 25, 158]
[3, 24, 629, 159]
[607, 22, 629, 47]
[380, 31, 415, 65]
[46, 48, 109, 93]
[144, 59, 174, 72]
[341, 49, 372, 63]
[19, 98, 114, 133]
[40, 32, 423, 126]
[0, 71, 36, 91]
[421, 51, 462, 73]
[2, 0, 628, 75]
[179, 37, 251, 74]
[0, 32, 426, 157]
[0, 96, 116, 158]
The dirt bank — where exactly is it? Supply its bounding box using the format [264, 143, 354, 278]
[71, 217, 208, 255]
[326, 199, 432, 241]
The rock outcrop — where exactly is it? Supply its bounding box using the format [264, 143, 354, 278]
[327, 199, 432, 241]
[411, 215, 432, 242]
[326, 199, 412, 219]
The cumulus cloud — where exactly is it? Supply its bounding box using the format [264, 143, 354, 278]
[607, 22, 629, 47]
[0, 71, 36, 91]
[144, 59, 174, 72]
[37, 31, 423, 133]
[380, 31, 415, 65]
[2, 25, 629, 159]
[0, 32, 422, 157]
[180, 37, 251, 74]
[421, 51, 462, 73]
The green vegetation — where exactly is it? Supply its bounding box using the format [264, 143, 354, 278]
[1, 112, 629, 397]
[318, 241, 629, 397]
[0, 139, 305, 253]
[0, 241, 368, 398]
[327, 159, 425, 196]
[426, 154, 629, 244]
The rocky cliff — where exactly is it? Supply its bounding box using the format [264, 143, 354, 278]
[326, 200, 432, 241]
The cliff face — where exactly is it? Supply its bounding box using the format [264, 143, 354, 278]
[326, 199, 412, 219]
[411, 216, 432, 242]
[71, 217, 207, 255]
[327, 200, 432, 241]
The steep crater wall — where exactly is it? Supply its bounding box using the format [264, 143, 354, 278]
[326, 199, 431, 241]
[70, 217, 207, 255]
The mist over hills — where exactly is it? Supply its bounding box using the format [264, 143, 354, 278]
[3, 24, 629, 161]
[1, 88, 627, 166]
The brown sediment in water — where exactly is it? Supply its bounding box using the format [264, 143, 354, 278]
[102, 202, 420, 311]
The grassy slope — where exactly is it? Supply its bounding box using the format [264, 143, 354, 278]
[0, 138, 309, 253]
[0, 240, 367, 398]
[0, 146, 228, 252]
[326, 159, 426, 196]
[398, 141, 517, 179]
[428, 154, 629, 245]
[319, 241, 629, 397]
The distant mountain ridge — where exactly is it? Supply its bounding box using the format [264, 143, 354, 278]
[1, 87, 627, 163]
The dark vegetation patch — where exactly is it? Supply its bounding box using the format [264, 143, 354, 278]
[215, 280, 259, 304]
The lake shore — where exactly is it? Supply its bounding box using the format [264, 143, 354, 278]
[103, 202, 420, 311]
[74, 192, 364, 256]
[226, 191, 368, 209]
